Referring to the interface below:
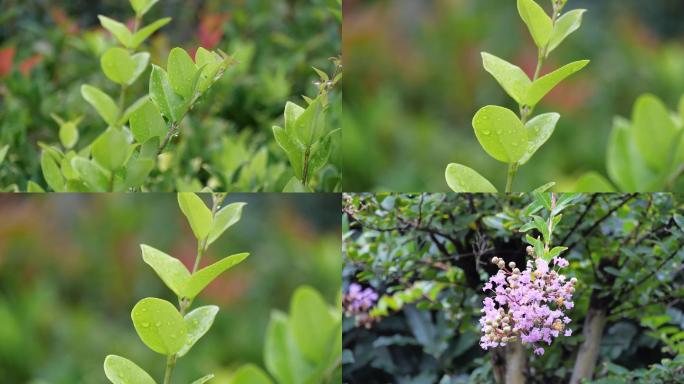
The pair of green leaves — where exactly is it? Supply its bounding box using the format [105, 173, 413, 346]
[104, 301, 219, 383]
[51, 114, 82, 149]
[575, 94, 684, 192]
[98, 15, 171, 50]
[129, 0, 159, 18]
[150, 47, 231, 123]
[481, 52, 588, 108]
[141, 244, 249, 300]
[273, 97, 337, 189]
[231, 286, 342, 384]
[517, 0, 585, 56]
[105, 355, 213, 384]
[177, 193, 246, 244]
[445, 107, 560, 192]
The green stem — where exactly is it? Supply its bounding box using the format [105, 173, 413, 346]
[302, 147, 311, 187]
[163, 355, 176, 384]
[165, 194, 224, 384]
[506, 163, 519, 193]
[118, 84, 127, 119]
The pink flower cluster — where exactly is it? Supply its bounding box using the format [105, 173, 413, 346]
[479, 250, 576, 356]
[343, 283, 379, 328]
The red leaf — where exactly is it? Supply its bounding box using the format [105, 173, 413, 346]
[198, 13, 230, 49]
[19, 54, 43, 77]
[0, 46, 15, 78]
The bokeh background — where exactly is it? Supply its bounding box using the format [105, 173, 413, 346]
[0, 0, 341, 191]
[343, 0, 684, 191]
[0, 193, 341, 383]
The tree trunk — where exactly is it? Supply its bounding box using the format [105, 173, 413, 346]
[570, 307, 607, 384]
[491, 349, 505, 384]
[505, 342, 526, 384]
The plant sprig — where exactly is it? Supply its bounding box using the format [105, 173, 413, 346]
[104, 192, 249, 384]
[272, 57, 342, 192]
[39, 0, 233, 192]
[446, 0, 589, 193]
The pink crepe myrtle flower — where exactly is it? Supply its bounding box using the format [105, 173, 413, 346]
[479, 251, 576, 355]
[343, 283, 379, 328]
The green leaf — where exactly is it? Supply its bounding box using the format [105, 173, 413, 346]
[548, 246, 568, 259]
[167, 47, 198, 100]
[574, 172, 616, 192]
[92, 128, 129, 171]
[131, 297, 187, 355]
[472, 105, 527, 163]
[129, 0, 159, 17]
[71, 157, 111, 192]
[532, 181, 555, 192]
[524, 60, 589, 107]
[445, 163, 497, 192]
[282, 177, 312, 192]
[60, 124, 79, 150]
[177, 305, 219, 357]
[290, 286, 338, 364]
[101, 47, 149, 85]
[481, 52, 531, 104]
[104, 355, 156, 384]
[273, 125, 304, 180]
[194, 47, 225, 93]
[518, 112, 559, 165]
[98, 15, 133, 48]
[124, 157, 155, 189]
[41, 151, 66, 192]
[177, 193, 213, 240]
[607, 117, 656, 192]
[632, 94, 679, 171]
[27, 181, 45, 192]
[547, 9, 586, 55]
[207, 202, 247, 246]
[119, 96, 149, 126]
[294, 97, 325, 146]
[284, 101, 306, 134]
[0, 144, 8, 165]
[308, 129, 337, 175]
[517, 0, 553, 49]
[190, 375, 215, 384]
[81, 85, 120, 126]
[140, 244, 190, 297]
[132, 18, 172, 48]
[265, 312, 305, 384]
[130, 99, 167, 144]
[149, 65, 185, 122]
[184, 253, 249, 299]
[231, 365, 274, 384]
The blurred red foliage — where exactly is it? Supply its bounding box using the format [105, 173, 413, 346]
[198, 12, 230, 49]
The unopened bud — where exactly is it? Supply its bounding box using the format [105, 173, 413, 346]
[508, 261, 516, 269]
[498, 260, 505, 269]
[526, 246, 534, 256]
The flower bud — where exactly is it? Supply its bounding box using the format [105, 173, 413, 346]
[526, 246, 534, 256]
[503, 326, 511, 333]
[508, 261, 516, 269]
[491, 257, 499, 264]
[498, 260, 505, 269]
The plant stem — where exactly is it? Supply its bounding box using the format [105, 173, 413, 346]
[505, 163, 518, 193]
[163, 355, 176, 384]
[164, 194, 224, 384]
[302, 147, 311, 187]
[119, 84, 127, 115]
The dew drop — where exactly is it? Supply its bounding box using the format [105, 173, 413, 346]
[142, 322, 150, 328]
[155, 322, 162, 327]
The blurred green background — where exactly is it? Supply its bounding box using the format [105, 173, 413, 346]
[343, 0, 684, 191]
[0, 193, 341, 383]
[0, 0, 341, 191]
